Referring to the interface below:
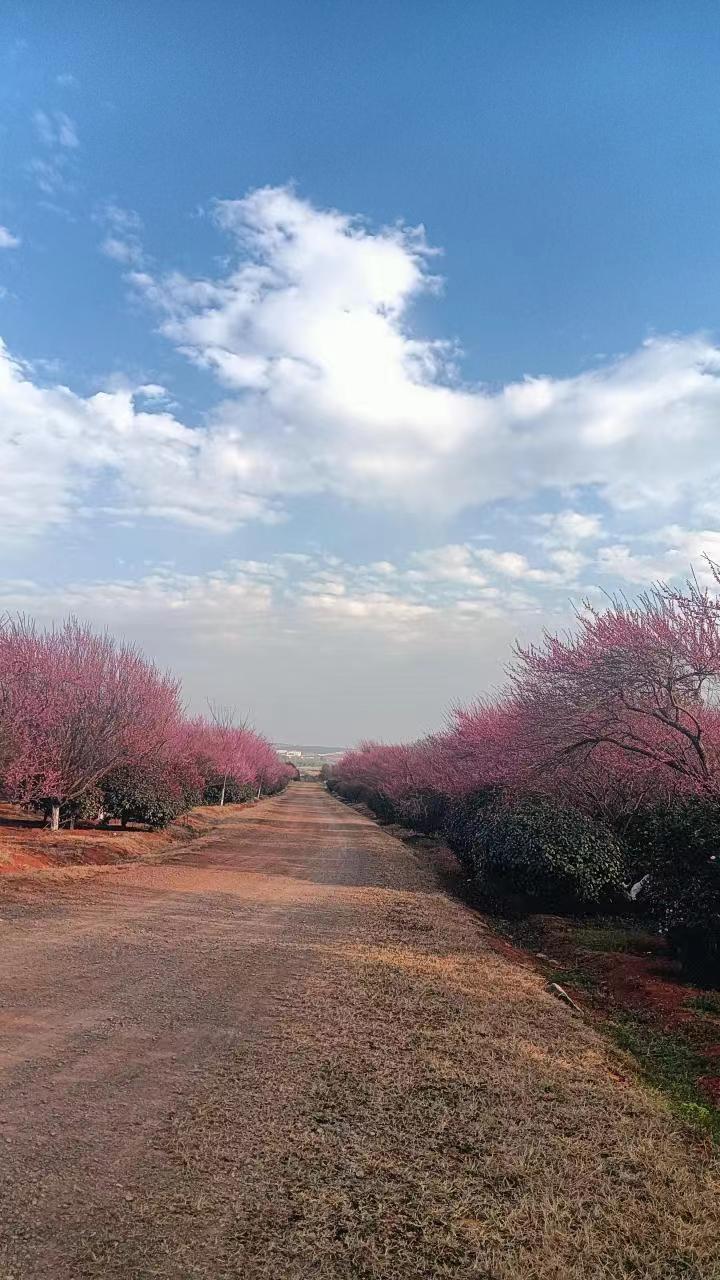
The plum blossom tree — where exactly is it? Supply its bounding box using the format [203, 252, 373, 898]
[0, 616, 182, 829]
[206, 701, 246, 806]
[332, 565, 720, 836]
[177, 714, 293, 806]
[510, 569, 720, 818]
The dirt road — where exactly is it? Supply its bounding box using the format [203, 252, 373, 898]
[0, 783, 718, 1279]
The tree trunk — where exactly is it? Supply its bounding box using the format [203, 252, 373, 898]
[50, 803, 60, 831]
[256, 784, 262, 801]
[219, 775, 227, 807]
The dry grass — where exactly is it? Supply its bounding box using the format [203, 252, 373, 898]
[71, 874, 720, 1279]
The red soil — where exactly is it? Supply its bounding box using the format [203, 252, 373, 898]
[0, 801, 232, 874]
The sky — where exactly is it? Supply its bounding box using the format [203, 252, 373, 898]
[2, 1, 720, 744]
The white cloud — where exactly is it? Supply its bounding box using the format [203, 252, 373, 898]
[0, 226, 21, 250]
[409, 544, 488, 587]
[595, 544, 668, 584]
[547, 548, 587, 579]
[28, 110, 79, 195]
[98, 203, 144, 268]
[475, 548, 569, 584]
[0, 548, 537, 643]
[0, 565, 272, 621]
[0, 342, 282, 543]
[34, 110, 79, 149]
[303, 590, 435, 630]
[101, 236, 141, 265]
[596, 527, 720, 586]
[6, 186, 720, 550]
[127, 186, 720, 522]
[536, 509, 603, 544]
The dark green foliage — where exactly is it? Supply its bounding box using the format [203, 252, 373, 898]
[622, 799, 720, 986]
[364, 788, 396, 823]
[621, 798, 720, 880]
[101, 766, 195, 830]
[330, 780, 397, 822]
[443, 788, 501, 869]
[470, 795, 625, 911]
[393, 789, 448, 835]
[203, 775, 254, 805]
[38, 786, 104, 827]
[661, 881, 720, 988]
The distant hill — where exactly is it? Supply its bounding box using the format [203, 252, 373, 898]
[274, 742, 346, 759]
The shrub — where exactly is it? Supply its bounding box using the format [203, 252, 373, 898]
[101, 766, 193, 830]
[621, 799, 720, 986]
[330, 778, 397, 822]
[647, 856, 720, 987]
[202, 775, 254, 805]
[620, 799, 720, 879]
[470, 795, 625, 911]
[443, 788, 501, 870]
[362, 787, 396, 823]
[38, 785, 104, 828]
[393, 788, 448, 835]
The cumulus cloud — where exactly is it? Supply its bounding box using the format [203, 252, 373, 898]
[409, 545, 488, 588]
[536, 510, 603, 544]
[0, 342, 282, 543]
[5, 185, 720, 546]
[127, 186, 720, 522]
[0, 227, 21, 250]
[595, 526, 720, 586]
[0, 565, 272, 627]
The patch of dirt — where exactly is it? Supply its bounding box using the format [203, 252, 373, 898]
[0, 800, 243, 875]
[699, 1076, 720, 1105]
[493, 916, 720, 1055]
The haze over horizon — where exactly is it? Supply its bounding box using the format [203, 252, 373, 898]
[3, 2, 720, 742]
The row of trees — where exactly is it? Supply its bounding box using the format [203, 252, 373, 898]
[329, 567, 720, 984]
[0, 616, 294, 830]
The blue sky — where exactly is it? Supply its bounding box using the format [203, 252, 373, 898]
[1, 2, 720, 742]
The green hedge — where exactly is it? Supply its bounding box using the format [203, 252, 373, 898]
[101, 767, 195, 830]
[470, 795, 625, 911]
[620, 799, 720, 986]
[443, 788, 501, 870]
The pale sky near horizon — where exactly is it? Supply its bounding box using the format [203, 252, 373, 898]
[2, 2, 720, 744]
